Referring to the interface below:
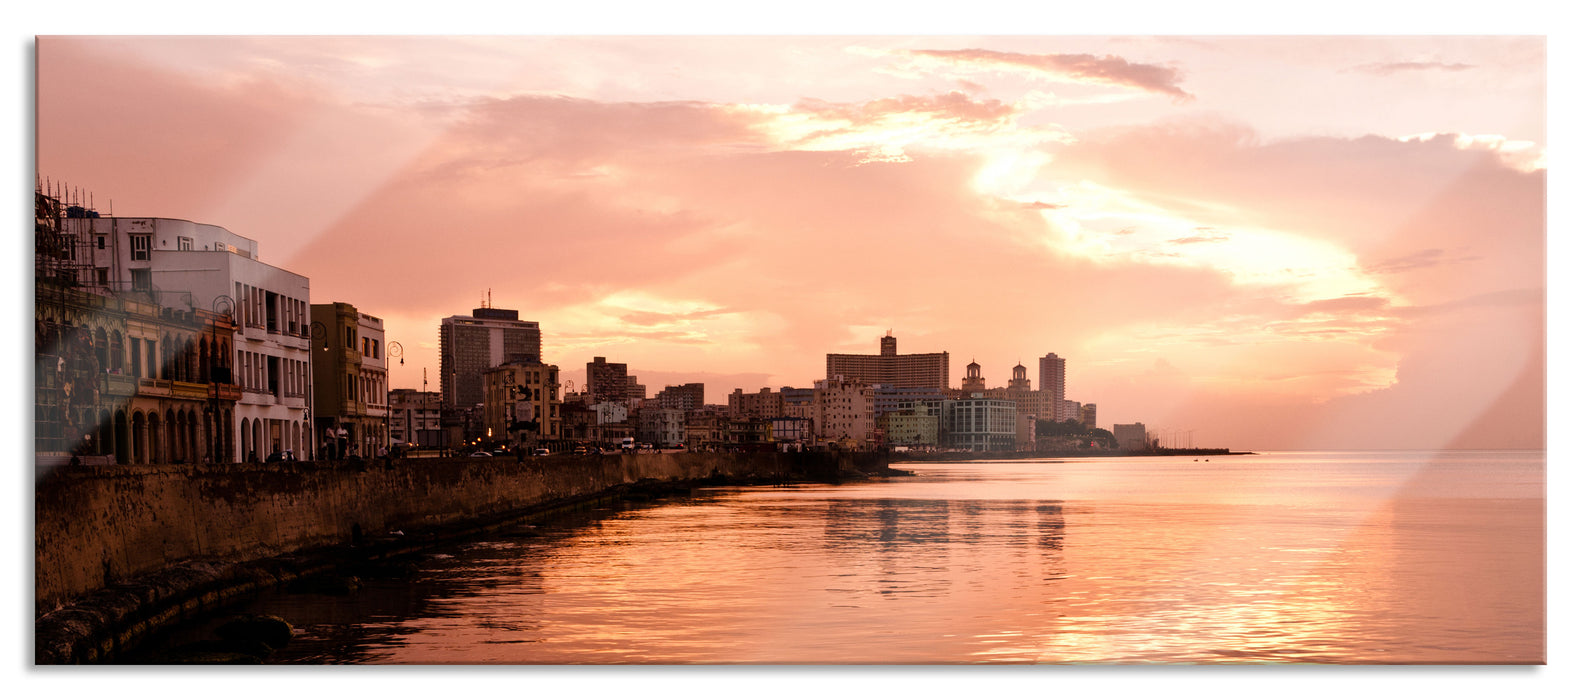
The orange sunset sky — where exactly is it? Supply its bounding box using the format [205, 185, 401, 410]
[31, 31, 1549, 452]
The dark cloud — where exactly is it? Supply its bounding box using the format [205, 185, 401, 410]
[909, 48, 1192, 100]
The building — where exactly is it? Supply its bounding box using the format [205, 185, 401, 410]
[770, 416, 813, 446]
[873, 384, 949, 417]
[1016, 413, 1038, 452]
[591, 400, 629, 425]
[728, 387, 784, 420]
[1114, 422, 1150, 451]
[310, 303, 389, 458]
[481, 361, 561, 444]
[654, 382, 705, 411]
[1058, 399, 1084, 423]
[881, 403, 942, 447]
[635, 407, 685, 448]
[780, 387, 816, 422]
[1007, 363, 1032, 391]
[1039, 353, 1067, 402]
[685, 412, 728, 450]
[949, 396, 1017, 452]
[961, 361, 987, 393]
[35, 191, 245, 468]
[825, 332, 950, 390]
[388, 389, 442, 449]
[1081, 403, 1097, 430]
[813, 377, 875, 446]
[61, 204, 312, 462]
[438, 306, 541, 409]
[587, 356, 645, 403]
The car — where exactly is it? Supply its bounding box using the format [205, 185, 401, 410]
[264, 449, 295, 463]
[469, 451, 493, 458]
[533, 448, 550, 456]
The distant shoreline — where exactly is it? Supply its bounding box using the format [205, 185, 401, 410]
[892, 448, 1253, 462]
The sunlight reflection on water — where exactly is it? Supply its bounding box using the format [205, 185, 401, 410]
[205, 450, 1541, 664]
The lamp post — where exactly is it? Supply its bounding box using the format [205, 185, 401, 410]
[210, 295, 233, 464]
[310, 321, 328, 458]
[385, 340, 402, 453]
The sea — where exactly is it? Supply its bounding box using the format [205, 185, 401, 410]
[127, 450, 1545, 665]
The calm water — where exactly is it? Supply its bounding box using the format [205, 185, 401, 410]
[157, 450, 1545, 664]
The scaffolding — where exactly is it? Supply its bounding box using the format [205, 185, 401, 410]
[34, 178, 108, 459]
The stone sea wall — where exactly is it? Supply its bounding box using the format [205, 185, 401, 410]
[35, 451, 890, 663]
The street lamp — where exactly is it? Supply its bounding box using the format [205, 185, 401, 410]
[209, 295, 233, 464]
[385, 340, 402, 452]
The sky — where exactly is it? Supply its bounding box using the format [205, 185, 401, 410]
[31, 31, 1549, 451]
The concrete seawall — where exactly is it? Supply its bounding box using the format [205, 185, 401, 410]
[36, 451, 891, 663]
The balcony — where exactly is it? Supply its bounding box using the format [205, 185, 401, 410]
[172, 380, 209, 400]
[137, 378, 172, 397]
[105, 373, 139, 397]
[210, 384, 242, 402]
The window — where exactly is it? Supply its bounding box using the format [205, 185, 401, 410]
[131, 268, 152, 291]
[177, 236, 193, 251]
[95, 268, 108, 285]
[97, 236, 105, 250]
[130, 234, 151, 261]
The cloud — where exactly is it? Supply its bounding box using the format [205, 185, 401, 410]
[1351, 61, 1476, 76]
[1168, 228, 1230, 245]
[906, 48, 1193, 101]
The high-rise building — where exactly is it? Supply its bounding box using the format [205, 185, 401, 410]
[438, 306, 541, 409]
[1038, 353, 1067, 402]
[587, 356, 642, 403]
[826, 334, 949, 390]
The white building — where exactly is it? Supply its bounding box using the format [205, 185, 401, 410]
[636, 407, 685, 448]
[948, 395, 1017, 452]
[70, 216, 312, 461]
[591, 401, 629, 425]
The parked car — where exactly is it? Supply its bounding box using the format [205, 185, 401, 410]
[469, 451, 493, 458]
[533, 448, 550, 456]
[265, 449, 295, 463]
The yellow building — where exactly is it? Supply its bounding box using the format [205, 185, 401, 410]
[482, 361, 561, 445]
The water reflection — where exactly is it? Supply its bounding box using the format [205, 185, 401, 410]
[127, 451, 1542, 664]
